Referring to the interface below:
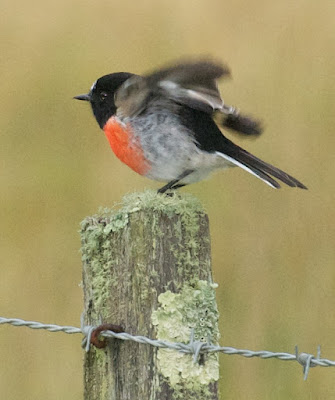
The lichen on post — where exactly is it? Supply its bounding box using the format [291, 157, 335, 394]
[81, 190, 220, 400]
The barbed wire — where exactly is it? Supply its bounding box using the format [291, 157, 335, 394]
[1, 316, 334, 380]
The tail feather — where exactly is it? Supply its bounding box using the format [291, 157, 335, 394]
[216, 151, 280, 188]
[237, 149, 307, 189]
[216, 146, 307, 189]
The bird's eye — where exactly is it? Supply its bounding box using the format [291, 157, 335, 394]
[100, 92, 108, 101]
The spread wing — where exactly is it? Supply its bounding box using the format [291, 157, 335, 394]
[147, 59, 229, 113]
[114, 59, 229, 117]
[114, 58, 262, 135]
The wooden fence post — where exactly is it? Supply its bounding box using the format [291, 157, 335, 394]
[81, 190, 220, 400]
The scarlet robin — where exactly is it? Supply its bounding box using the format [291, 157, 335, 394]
[74, 59, 307, 193]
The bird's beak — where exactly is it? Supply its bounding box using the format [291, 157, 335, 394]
[73, 93, 91, 101]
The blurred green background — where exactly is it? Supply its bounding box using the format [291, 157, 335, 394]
[1, 0, 334, 398]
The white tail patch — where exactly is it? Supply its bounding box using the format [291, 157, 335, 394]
[215, 151, 278, 189]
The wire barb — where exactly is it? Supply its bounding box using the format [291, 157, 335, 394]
[187, 328, 208, 364]
[295, 345, 322, 380]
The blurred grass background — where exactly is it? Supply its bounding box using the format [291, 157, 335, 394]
[1, 0, 334, 398]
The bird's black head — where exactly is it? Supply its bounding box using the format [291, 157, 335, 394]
[74, 72, 134, 128]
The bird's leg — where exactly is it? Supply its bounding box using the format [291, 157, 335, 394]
[157, 170, 194, 194]
[157, 179, 180, 194]
[170, 183, 186, 190]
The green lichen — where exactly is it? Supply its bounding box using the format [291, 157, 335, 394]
[80, 190, 207, 312]
[80, 190, 205, 241]
[90, 348, 109, 399]
[151, 280, 220, 392]
[120, 190, 206, 221]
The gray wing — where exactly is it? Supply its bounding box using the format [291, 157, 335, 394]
[147, 59, 230, 113]
[114, 59, 230, 117]
[154, 60, 262, 136]
[114, 59, 262, 136]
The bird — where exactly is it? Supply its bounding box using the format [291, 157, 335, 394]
[74, 58, 307, 193]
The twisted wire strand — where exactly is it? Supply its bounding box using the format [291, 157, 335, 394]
[1, 316, 334, 380]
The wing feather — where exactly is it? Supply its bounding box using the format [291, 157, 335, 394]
[115, 59, 230, 117]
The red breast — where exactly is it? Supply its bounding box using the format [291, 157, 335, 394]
[103, 117, 151, 176]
